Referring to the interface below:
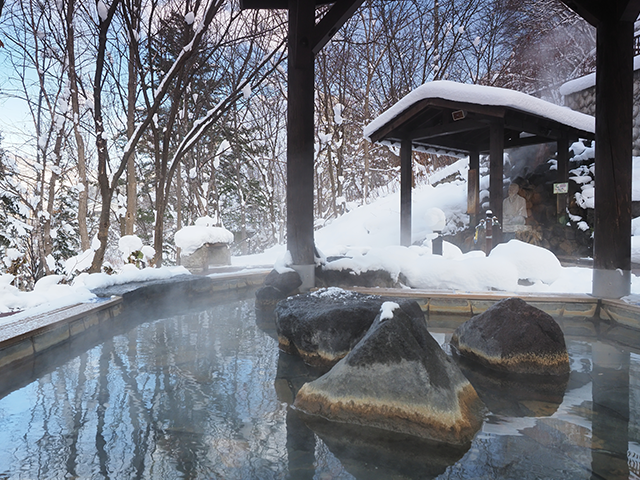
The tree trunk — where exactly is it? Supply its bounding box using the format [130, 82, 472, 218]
[125, 16, 138, 235]
[65, 0, 90, 251]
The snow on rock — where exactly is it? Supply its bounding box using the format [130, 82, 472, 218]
[118, 235, 143, 257]
[380, 301, 400, 320]
[274, 251, 295, 274]
[174, 225, 234, 256]
[185, 11, 195, 24]
[489, 240, 562, 285]
[141, 245, 155, 262]
[365, 80, 594, 141]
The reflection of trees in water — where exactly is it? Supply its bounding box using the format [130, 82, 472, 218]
[0, 299, 287, 478]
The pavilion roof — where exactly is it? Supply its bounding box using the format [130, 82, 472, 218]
[364, 81, 595, 155]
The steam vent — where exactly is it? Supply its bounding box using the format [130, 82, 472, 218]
[451, 297, 570, 375]
[293, 300, 485, 446]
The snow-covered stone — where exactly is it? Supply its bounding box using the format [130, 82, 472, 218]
[174, 225, 234, 256]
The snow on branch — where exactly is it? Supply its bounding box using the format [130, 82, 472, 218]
[168, 39, 288, 170]
[114, 0, 225, 190]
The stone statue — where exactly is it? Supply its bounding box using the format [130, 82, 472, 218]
[503, 183, 527, 231]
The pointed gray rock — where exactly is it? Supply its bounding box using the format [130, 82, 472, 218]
[294, 300, 485, 445]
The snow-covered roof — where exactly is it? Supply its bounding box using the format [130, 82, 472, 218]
[364, 80, 595, 141]
[560, 56, 640, 96]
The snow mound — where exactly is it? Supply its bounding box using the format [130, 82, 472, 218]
[489, 239, 562, 285]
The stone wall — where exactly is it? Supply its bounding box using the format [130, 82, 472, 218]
[564, 70, 640, 156]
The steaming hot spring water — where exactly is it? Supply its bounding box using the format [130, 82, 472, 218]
[0, 290, 638, 479]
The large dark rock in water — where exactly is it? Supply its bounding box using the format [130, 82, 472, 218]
[455, 355, 569, 418]
[299, 414, 470, 479]
[255, 269, 302, 309]
[275, 288, 395, 368]
[451, 297, 569, 375]
[293, 300, 485, 446]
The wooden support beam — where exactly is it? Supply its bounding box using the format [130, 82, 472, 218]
[312, 0, 365, 54]
[489, 121, 504, 246]
[467, 150, 480, 229]
[400, 138, 412, 246]
[368, 98, 505, 144]
[287, 0, 316, 285]
[410, 119, 487, 142]
[593, 18, 634, 297]
[556, 135, 569, 219]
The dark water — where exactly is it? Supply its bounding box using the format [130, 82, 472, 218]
[0, 295, 639, 479]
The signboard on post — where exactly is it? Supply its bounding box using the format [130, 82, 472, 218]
[553, 182, 569, 194]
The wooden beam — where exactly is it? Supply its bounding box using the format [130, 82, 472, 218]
[240, 0, 334, 9]
[556, 135, 569, 219]
[467, 150, 480, 229]
[400, 138, 412, 246]
[287, 0, 316, 270]
[560, 0, 601, 26]
[561, 0, 640, 25]
[489, 121, 504, 246]
[312, 0, 365, 54]
[368, 98, 505, 144]
[369, 99, 432, 143]
[410, 119, 487, 142]
[592, 18, 634, 297]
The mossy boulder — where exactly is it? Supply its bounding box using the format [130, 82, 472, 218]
[451, 297, 569, 375]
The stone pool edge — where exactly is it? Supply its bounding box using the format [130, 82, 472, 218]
[0, 269, 270, 371]
[4, 270, 640, 372]
[348, 286, 640, 330]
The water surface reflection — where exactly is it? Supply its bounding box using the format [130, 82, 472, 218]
[0, 297, 639, 478]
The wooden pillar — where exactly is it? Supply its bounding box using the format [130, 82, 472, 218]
[592, 19, 633, 298]
[467, 150, 480, 229]
[400, 138, 412, 246]
[556, 135, 569, 220]
[591, 342, 630, 478]
[489, 121, 504, 246]
[287, 0, 316, 289]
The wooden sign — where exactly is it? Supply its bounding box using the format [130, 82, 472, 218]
[553, 182, 569, 194]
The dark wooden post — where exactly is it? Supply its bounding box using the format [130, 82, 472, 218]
[591, 342, 630, 478]
[592, 18, 633, 298]
[467, 150, 480, 230]
[489, 121, 504, 246]
[400, 138, 412, 246]
[556, 135, 569, 220]
[287, 0, 316, 289]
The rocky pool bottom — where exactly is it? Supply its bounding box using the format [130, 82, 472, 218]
[0, 292, 638, 479]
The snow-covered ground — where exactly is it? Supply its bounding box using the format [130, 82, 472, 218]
[234, 157, 640, 296]
[2, 155, 640, 320]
